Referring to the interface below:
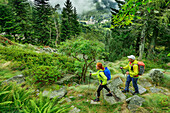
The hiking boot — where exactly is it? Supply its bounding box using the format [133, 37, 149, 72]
[122, 90, 129, 93]
[133, 92, 139, 95]
[93, 98, 100, 102]
[106, 93, 113, 96]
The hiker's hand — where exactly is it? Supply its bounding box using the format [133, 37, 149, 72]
[120, 67, 123, 69]
[126, 71, 129, 75]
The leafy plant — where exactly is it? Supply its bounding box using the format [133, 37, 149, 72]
[23, 92, 72, 113]
[58, 37, 105, 82]
[23, 66, 63, 86]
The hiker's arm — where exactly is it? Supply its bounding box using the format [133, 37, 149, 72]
[91, 72, 98, 76]
[129, 65, 138, 76]
[123, 64, 129, 69]
[100, 72, 107, 85]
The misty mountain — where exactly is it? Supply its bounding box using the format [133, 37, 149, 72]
[50, 0, 118, 14]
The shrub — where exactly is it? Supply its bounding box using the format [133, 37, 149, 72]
[23, 66, 63, 86]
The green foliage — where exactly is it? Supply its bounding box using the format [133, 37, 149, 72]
[143, 94, 170, 112]
[58, 37, 105, 82]
[0, 83, 72, 113]
[23, 66, 63, 86]
[111, 0, 150, 29]
[60, 0, 80, 42]
[168, 53, 170, 56]
[23, 92, 71, 113]
[0, 45, 76, 85]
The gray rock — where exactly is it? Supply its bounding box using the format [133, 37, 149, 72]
[56, 74, 77, 85]
[139, 78, 152, 87]
[69, 96, 75, 99]
[90, 100, 101, 104]
[150, 87, 163, 93]
[42, 87, 67, 99]
[69, 105, 80, 113]
[102, 77, 126, 105]
[43, 47, 54, 53]
[138, 85, 147, 94]
[149, 69, 164, 85]
[108, 77, 123, 86]
[58, 98, 71, 104]
[78, 94, 83, 97]
[2, 74, 25, 85]
[126, 95, 145, 111]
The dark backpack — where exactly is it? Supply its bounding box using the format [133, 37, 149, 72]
[131, 61, 145, 75]
[99, 67, 111, 81]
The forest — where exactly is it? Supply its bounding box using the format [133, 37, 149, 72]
[0, 0, 170, 112]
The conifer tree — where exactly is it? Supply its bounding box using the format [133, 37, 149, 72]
[72, 7, 81, 36]
[8, 0, 30, 42]
[60, 0, 73, 42]
[60, 8, 71, 42]
[33, 0, 52, 45]
[60, 0, 80, 42]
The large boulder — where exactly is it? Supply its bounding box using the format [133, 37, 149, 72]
[149, 69, 164, 85]
[126, 95, 145, 112]
[2, 74, 25, 85]
[150, 87, 163, 93]
[41, 86, 67, 99]
[102, 77, 126, 105]
[138, 84, 147, 94]
[139, 78, 152, 87]
[56, 74, 78, 85]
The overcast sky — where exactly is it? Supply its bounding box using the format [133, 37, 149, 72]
[29, 0, 121, 14]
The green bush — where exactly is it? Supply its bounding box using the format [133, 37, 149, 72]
[0, 45, 75, 73]
[23, 66, 63, 86]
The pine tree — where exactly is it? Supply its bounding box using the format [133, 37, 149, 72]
[60, 8, 71, 42]
[60, 0, 81, 42]
[33, 0, 52, 45]
[72, 7, 81, 36]
[60, 0, 73, 42]
[8, 0, 31, 42]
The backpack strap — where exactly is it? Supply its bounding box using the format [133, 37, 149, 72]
[131, 64, 138, 71]
[99, 71, 103, 78]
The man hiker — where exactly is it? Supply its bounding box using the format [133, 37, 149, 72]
[90, 62, 112, 102]
[120, 55, 139, 95]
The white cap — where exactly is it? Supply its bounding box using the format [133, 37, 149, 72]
[127, 55, 135, 60]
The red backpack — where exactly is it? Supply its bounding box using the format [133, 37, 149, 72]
[131, 61, 145, 75]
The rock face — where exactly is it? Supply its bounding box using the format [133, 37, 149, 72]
[139, 78, 152, 87]
[126, 95, 145, 111]
[2, 74, 25, 85]
[42, 86, 67, 99]
[150, 87, 163, 93]
[138, 85, 147, 94]
[149, 69, 164, 85]
[103, 77, 126, 105]
[56, 74, 77, 85]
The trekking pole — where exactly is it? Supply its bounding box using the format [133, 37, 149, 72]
[121, 68, 125, 76]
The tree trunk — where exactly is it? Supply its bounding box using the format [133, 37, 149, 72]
[147, 27, 158, 59]
[53, 19, 59, 45]
[138, 21, 147, 60]
[136, 36, 140, 56]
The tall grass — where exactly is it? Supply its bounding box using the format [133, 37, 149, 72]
[142, 94, 170, 113]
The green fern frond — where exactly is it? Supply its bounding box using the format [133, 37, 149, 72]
[0, 101, 13, 105]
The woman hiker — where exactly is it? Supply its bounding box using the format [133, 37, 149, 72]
[90, 62, 112, 102]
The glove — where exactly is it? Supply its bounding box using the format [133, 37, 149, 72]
[120, 67, 123, 69]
